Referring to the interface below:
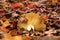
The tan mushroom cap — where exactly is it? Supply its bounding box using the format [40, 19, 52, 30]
[18, 12, 46, 31]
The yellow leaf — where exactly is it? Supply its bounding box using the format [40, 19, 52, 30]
[52, 0, 57, 4]
[3, 20, 10, 27]
[13, 36, 23, 40]
[3, 33, 13, 40]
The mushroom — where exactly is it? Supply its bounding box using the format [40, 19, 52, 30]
[18, 12, 46, 31]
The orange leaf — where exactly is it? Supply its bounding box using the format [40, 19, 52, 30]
[0, 26, 9, 32]
[12, 3, 24, 8]
[41, 14, 48, 19]
[23, 36, 30, 40]
[27, 4, 36, 9]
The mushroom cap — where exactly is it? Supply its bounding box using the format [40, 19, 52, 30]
[18, 12, 46, 31]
